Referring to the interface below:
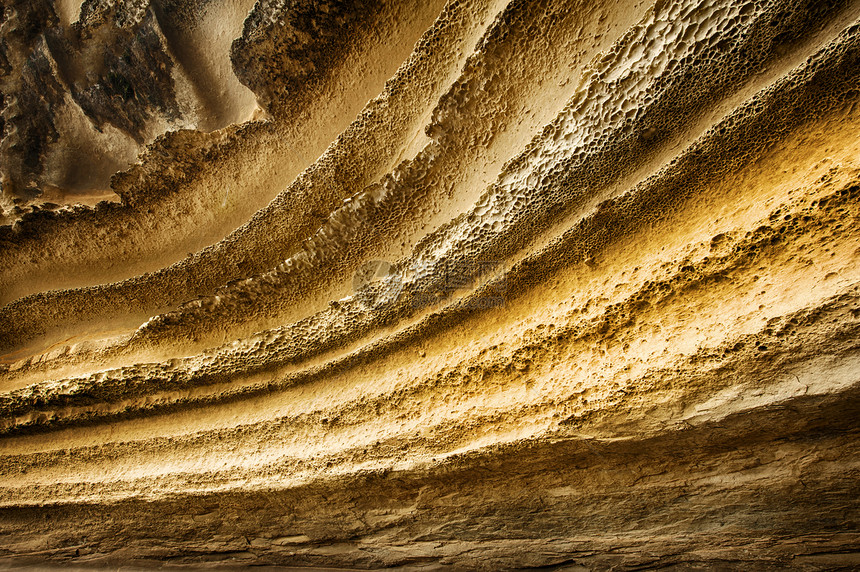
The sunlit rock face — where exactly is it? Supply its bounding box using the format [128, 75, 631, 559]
[1, 0, 860, 568]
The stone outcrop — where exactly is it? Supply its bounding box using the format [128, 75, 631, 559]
[1, 0, 860, 569]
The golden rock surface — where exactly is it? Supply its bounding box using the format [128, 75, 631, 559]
[2, 0, 860, 568]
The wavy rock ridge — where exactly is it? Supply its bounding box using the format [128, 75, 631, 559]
[2, 0, 860, 569]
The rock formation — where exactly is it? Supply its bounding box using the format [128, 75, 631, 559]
[1, 0, 860, 568]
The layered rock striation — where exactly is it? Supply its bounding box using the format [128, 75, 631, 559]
[2, 0, 860, 569]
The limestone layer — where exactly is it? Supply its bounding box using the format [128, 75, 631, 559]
[2, 0, 860, 569]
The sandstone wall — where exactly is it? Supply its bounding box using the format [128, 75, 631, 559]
[1, 0, 860, 569]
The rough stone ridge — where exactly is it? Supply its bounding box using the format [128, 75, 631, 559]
[1, 0, 860, 569]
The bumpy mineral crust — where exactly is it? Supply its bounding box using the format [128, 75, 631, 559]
[2, 0, 860, 569]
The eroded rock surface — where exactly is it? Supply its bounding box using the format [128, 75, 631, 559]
[1, 0, 860, 569]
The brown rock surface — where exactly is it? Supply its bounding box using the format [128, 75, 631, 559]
[1, 0, 860, 569]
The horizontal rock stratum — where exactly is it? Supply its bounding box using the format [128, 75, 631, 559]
[2, 0, 860, 569]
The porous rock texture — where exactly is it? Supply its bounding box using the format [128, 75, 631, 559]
[1, 0, 860, 569]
